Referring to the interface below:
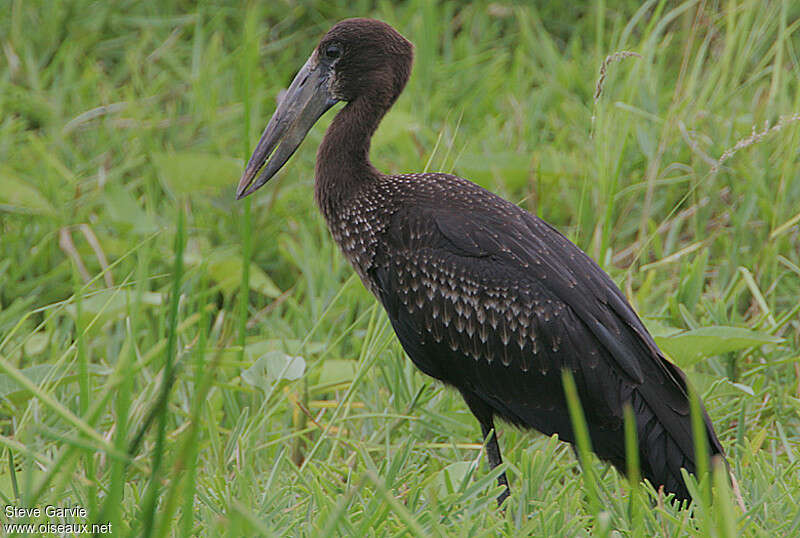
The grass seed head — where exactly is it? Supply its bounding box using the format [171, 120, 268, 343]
[712, 113, 800, 173]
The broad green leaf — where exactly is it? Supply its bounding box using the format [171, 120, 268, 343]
[654, 326, 783, 367]
[0, 364, 63, 399]
[152, 152, 241, 197]
[316, 359, 357, 388]
[23, 332, 49, 356]
[104, 185, 161, 235]
[432, 461, 475, 498]
[241, 351, 305, 392]
[643, 318, 683, 338]
[186, 246, 281, 298]
[208, 256, 281, 298]
[66, 290, 162, 330]
[0, 168, 55, 215]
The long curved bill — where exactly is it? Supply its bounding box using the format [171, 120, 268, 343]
[236, 55, 338, 199]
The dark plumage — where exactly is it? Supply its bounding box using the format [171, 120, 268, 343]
[237, 18, 726, 505]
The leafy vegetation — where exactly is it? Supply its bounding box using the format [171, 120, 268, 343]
[1, 0, 799, 535]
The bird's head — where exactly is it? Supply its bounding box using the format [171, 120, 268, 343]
[236, 18, 413, 199]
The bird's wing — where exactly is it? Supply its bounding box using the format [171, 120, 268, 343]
[369, 175, 722, 479]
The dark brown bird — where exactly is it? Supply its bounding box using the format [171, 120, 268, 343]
[236, 18, 725, 505]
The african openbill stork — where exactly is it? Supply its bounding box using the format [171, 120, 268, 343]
[236, 18, 726, 505]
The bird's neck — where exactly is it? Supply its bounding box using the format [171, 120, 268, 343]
[315, 92, 389, 217]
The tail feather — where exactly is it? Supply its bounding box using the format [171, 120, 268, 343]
[631, 384, 725, 502]
[632, 389, 692, 500]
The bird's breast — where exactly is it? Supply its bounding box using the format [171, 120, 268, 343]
[321, 186, 395, 295]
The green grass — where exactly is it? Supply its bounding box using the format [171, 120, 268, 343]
[1, 0, 799, 535]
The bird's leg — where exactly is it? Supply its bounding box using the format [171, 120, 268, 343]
[480, 421, 510, 506]
[460, 390, 510, 506]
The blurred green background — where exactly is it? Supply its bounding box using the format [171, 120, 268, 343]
[1, 0, 799, 535]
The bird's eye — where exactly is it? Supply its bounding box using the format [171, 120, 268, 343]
[324, 44, 341, 60]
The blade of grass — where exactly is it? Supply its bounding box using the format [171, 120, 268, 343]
[562, 370, 605, 535]
[140, 203, 186, 538]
